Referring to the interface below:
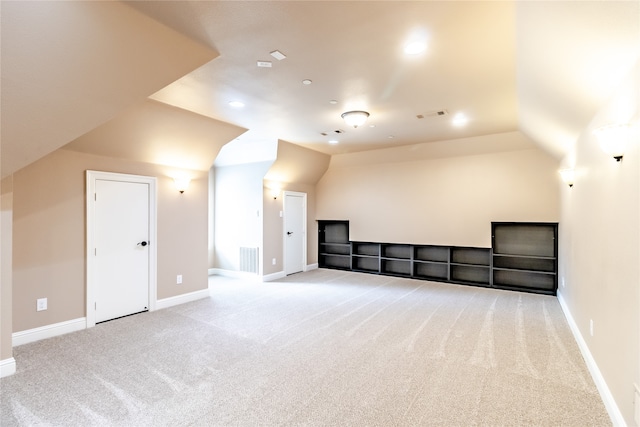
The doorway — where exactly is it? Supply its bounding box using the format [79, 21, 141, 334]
[86, 171, 157, 327]
[283, 191, 306, 275]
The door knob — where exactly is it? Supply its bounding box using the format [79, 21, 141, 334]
[137, 241, 148, 247]
[287, 231, 293, 235]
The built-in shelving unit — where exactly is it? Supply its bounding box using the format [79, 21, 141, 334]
[318, 220, 351, 270]
[491, 222, 558, 295]
[317, 220, 558, 295]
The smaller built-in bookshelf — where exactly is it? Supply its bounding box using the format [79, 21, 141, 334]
[491, 222, 558, 294]
[318, 220, 558, 295]
[318, 220, 351, 270]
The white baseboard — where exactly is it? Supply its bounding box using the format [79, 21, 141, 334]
[306, 263, 319, 271]
[262, 271, 286, 282]
[557, 292, 624, 426]
[209, 268, 261, 281]
[0, 357, 16, 378]
[155, 289, 210, 310]
[13, 317, 87, 347]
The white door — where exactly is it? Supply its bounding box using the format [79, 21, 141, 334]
[284, 192, 306, 275]
[87, 171, 157, 326]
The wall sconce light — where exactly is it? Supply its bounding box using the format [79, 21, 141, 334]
[173, 176, 191, 193]
[593, 123, 630, 162]
[271, 187, 281, 199]
[341, 110, 370, 128]
[559, 168, 575, 188]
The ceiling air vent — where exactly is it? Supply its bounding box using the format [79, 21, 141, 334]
[418, 109, 449, 119]
[334, 129, 345, 134]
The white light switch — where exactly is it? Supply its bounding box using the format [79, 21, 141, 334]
[37, 298, 47, 311]
[177, 275, 183, 284]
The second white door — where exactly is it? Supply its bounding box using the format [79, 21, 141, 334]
[284, 192, 306, 275]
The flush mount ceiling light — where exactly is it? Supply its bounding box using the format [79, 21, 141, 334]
[341, 110, 370, 128]
[328, 140, 339, 145]
[228, 101, 245, 108]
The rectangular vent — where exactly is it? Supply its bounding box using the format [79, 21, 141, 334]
[240, 247, 259, 274]
[420, 109, 449, 118]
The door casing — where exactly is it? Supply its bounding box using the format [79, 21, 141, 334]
[86, 170, 157, 327]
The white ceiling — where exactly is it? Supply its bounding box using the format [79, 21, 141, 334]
[2, 1, 638, 177]
[131, 0, 519, 155]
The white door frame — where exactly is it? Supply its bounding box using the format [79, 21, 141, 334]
[283, 191, 307, 275]
[86, 170, 158, 328]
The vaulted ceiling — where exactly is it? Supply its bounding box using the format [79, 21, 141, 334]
[1, 1, 638, 178]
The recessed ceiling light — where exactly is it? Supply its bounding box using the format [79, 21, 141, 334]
[228, 101, 245, 108]
[388, 135, 395, 139]
[270, 50, 286, 60]
[369, 124, 376, 128]
[329, 100, 338, 105]
[404, 40, 427, 55]
[452, 113, 469, 127]
[302, 79, 312, 85]
[257, 61, 272, 68]
[328, 140, 339, 145]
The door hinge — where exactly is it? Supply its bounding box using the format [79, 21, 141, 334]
[94, 302, 96, 310]
[94, 248, 97, 256]
[94, 193, 97, 201]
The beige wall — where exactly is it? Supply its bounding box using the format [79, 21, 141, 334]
[12, 149, 209, 333]
[558, 62, 639, 425]
[1, 176, 14, 360]
[317, 134, 560, 247]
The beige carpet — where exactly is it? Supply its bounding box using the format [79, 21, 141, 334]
[1, 269, 610, 426]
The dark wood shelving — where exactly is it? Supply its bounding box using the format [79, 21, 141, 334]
[317, 220, 558, 295]
[491, 222, 558, 295]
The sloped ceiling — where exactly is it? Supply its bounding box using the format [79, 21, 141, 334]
[63, 99, 246, 171]
[516, 1, 640, 159]
[0, 1, 219, 178]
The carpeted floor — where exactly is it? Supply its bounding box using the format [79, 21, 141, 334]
[1, 269, 610, 426]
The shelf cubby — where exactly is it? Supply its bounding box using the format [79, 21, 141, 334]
[414, 262, 448, 281]
[414, 245, 449, 263]
[381, 259, 412, 276]
[353, 255, 380, 273]
[352, 242, 380, 257]
[381, 244, 411, 260]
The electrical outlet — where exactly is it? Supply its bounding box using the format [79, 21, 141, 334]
[177, 274, 183, 285]
[37, 298, 47, 311]
[272, 258, 276, 265]
[590, 319, 594, 337]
